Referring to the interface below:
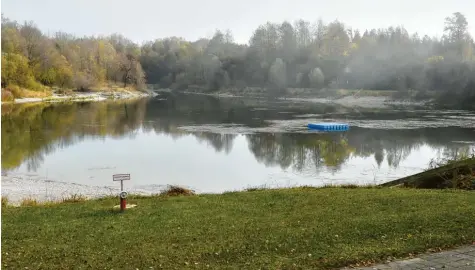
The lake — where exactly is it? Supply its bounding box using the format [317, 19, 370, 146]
[2, 93, 475, 203]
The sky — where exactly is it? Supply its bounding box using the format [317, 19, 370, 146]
[2, 0, 475, 45]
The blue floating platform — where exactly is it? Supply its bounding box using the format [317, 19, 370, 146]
[307, 122, 349, 131]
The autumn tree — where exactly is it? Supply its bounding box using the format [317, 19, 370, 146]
[117, 53, 145, 88]
[19, 21, 43, 65]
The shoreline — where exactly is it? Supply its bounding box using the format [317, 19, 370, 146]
[180, 89, 434, 108]
[2, 182, 472, 208]
[1, 89, 158, 105]
[1, 172, 156, 206]
[3, 157, 473, 206]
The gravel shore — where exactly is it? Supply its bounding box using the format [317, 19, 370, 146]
[4, 90, 156, 105]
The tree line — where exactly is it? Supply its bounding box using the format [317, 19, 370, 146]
[2, 12, 475, 107]
[1, 15, 146, 96]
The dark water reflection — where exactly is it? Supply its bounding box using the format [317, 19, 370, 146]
[2, 93, 475, 195]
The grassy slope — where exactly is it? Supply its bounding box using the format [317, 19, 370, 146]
[381, 157, 475, 189]
[2, 188, 475, 269]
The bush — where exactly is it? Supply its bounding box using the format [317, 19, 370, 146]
[160, 185, 195, 196]
[73, 72, 95, 92]
[56, 88, 74, 96]
[1, 89, 14, 101]
[5, 84, 22, 97]
[25, 77, 45, 91]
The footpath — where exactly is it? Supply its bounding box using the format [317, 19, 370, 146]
[341, 245, 475, 269]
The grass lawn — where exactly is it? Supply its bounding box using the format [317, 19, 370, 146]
[2, 187, 475, 269]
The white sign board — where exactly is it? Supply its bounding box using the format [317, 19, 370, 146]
[113, 174, 131, 181]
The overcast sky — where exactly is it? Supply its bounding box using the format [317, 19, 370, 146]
[2, 0, 475, 44]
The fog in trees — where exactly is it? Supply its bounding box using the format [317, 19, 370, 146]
[2, 12, 475, 108]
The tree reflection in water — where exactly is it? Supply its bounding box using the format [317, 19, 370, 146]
[2, 93, 474, 175]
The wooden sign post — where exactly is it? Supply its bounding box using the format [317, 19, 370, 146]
[113, 174, 130, 211]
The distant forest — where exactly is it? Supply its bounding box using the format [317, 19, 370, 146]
[1, 12, 475, 107]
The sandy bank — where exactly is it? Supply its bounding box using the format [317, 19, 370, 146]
[182, 90, 431, 108]
[4, 90, 158, 105]
[280, 95, 431, 108]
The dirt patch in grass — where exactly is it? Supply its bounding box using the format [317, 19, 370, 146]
[160, 185, 195, 196]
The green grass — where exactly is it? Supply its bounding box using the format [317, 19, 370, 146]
[2, 188, 475, 269]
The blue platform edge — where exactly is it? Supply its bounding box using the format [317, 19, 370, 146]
[307, 123, 349, 131]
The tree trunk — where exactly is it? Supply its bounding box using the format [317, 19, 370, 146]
[123, 74, 128, 88]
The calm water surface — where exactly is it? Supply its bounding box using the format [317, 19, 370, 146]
[2, 93, 475, 201]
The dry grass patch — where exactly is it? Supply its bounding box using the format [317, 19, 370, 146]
[5, 85, 52, 99]
[61, 194, 87, 203]
[19, 197, 39, 207]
